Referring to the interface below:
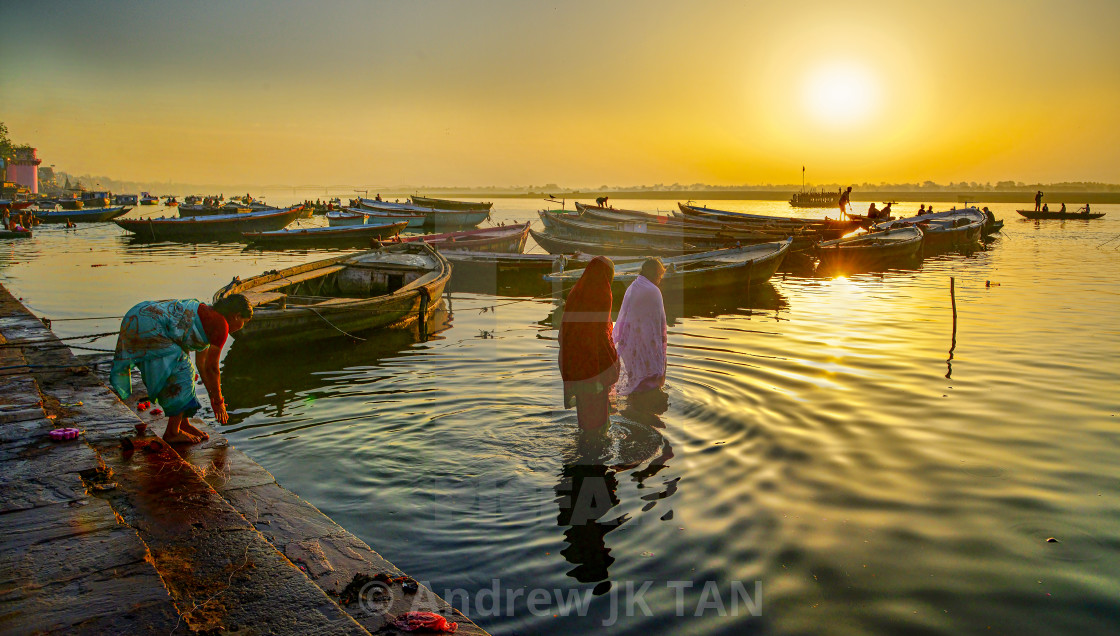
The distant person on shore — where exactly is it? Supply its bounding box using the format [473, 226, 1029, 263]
[613, 258, 668, 398]
[838, 187, 852, 217]
[110, 294, 253, 444]
[559, 256, 619, 432]
[1035, 190, 1044, 211]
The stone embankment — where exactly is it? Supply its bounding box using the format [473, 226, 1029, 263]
[0, 284, 486, 634]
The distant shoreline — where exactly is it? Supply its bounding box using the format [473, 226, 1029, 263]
[447, 190, 1120, 204]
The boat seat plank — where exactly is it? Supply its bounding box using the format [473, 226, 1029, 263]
[243, 291, 288, 307]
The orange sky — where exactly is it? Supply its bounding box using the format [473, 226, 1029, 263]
[2, 0, 1117, 187]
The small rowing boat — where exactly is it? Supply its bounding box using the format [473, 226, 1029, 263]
[213, 242, 451, 343]
[400, 222, 530, 253]
[1016, 209, 1105, 220]
[242, 221, 408, 248]
[816, 226, 924, 270]
[33, 205, 133, 223]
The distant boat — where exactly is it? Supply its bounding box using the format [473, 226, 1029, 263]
[178, 201, 252, 217]
[326, 210, 369, 227]
[0, 227, 32, 239]
[165, 197, 179, 207]
[1016, 209, 1104, 220]
[359, 198, 489, 229]
[816, 226, 924, 270]
[140, 192, 159, 205]
[242, 221, 408, 248]
[213, 242, 451, 343]
[34, 205, 132, 223]
[113, 194, 139, 206]
[410, 195, 493, 212]
[789, 190, 841, 208]
[545, 239, 793, 297]
[115, 205, 304, 241]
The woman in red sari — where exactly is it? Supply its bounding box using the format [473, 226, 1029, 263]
[559, 256, 619, 431]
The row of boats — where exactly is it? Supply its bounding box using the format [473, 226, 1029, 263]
[211, 202, 1010, 345]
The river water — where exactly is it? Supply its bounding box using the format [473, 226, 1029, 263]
[2, 196, 1118, 635]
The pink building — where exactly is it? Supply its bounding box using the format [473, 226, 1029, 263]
[8, 147, 41, 194]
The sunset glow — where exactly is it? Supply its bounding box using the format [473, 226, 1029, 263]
[1, 0, 1118, 187]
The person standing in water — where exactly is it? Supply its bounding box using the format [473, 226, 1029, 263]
[613, 258, 668, 397]
[111, 294, 252, 443]
[559, 256, 619, 431]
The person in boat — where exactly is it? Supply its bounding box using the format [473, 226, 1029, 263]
[917, 204, 926, 215]
[1042, 203, 1049, 213]
[1035, 190, 1043, 211]
[375, 193, 383, 201]
[1081, 203, 1091, 214]
[1059, 203, 1066, 213]
[880, 202, 893, 219]
[596, 195, 609, 208]
[110, 294, 253, 444]
[867, 202, 880, 219]
[838, 186, 853, 217]
[559, 256, 619, 432]
[613, 258, 668, 398]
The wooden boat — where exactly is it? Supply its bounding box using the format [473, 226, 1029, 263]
[344, 206, 426, 228]
[410, 195, 493, 212]
[676, 202, 863, 236]
[545, 238, 793, 297]
[81, 192, 111, 208]
[873, 207, 985, 251]
[789, 190, 841, 208]
[359, 198, 489, 228]
[113, 194, 139, 206]
[140, 192, 159, 205]
[326, 210, 368, 227]
[115, 205, 304, 241]
[178, 202, 253, 216]
[0, 200, 34, 213]
[1016, 209, 1105, 220]
[815, 226, 924, 269]
[34, 205, 133, 223]
[242, 221, 408, 248]
[213, 242, 451, 343]
[575, 202, 829, 243]
[530, 228, 710, 257]
[165, 197, 179, 207]
[0, 228, 32, 239]
[540, 210, 795, 249]
[400, 222, 530, 253]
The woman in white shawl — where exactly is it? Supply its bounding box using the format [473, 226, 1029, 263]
[613, 258, 667, 395]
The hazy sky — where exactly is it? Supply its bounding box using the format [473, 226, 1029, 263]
[2, 0, 1118, 187]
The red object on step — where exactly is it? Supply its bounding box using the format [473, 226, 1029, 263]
[392, 612, 458, 633]
[150, 408, 163, 416]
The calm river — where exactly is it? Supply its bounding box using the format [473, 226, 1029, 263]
[2, 196, 1118, 635]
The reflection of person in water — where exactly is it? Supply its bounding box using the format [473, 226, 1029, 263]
[554, 402, 675, 592]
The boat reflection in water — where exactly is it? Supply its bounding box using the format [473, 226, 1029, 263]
[221, 299, 452, 422]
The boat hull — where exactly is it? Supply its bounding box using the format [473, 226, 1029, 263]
[530, 228, 709, 257]
[1016, 210, 1105, 220]
[816, 227, 925, 270]
[34, 206, 133, 223]
[116, 206, 304, 241]
[242, 221, 408, 248]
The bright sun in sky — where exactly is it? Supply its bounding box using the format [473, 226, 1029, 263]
[801, 61, 882, 129]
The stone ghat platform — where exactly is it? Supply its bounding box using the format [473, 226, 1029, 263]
[0, 284, 487, 635]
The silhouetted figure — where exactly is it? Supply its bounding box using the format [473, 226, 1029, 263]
[867, 202, 879, 218]
[918, 204, 926, 215]
[1059, 203, 1066, 213]
[1042, 203, 1049, 213]
[1035, 190, 1043, 211]
[838, 186, 852, 217]
[595, 196, 609, 208]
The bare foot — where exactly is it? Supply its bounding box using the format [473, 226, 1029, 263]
[163, 431, 201, 444]
[179, 421, 210, 440]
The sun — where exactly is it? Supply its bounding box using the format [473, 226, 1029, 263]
[801, 61, 881, 129]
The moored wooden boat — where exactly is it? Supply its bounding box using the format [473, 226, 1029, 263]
[1016, 209, 1105, 220]
[530, 228, 710, 257]
[873, 207, 985, 251]
[410, 195, 493, 212]
[545, 238, 793, 298]
[358, 198, 490, 228]
[400, 222, 530, 253]
[540, 209, 798, 250]
[345, 206, 426, 228]
[0, 228, 32, 239]
[140, 192, 159, 205]
[815, 226, 924, 270]
[33, 205, 133, 223]
[116, 205, 304, 241]
[677, 202, 863, 236]
[213, 242, 451, 343]
[242, 220, 408, 248]
[178, 202, 252, 216]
